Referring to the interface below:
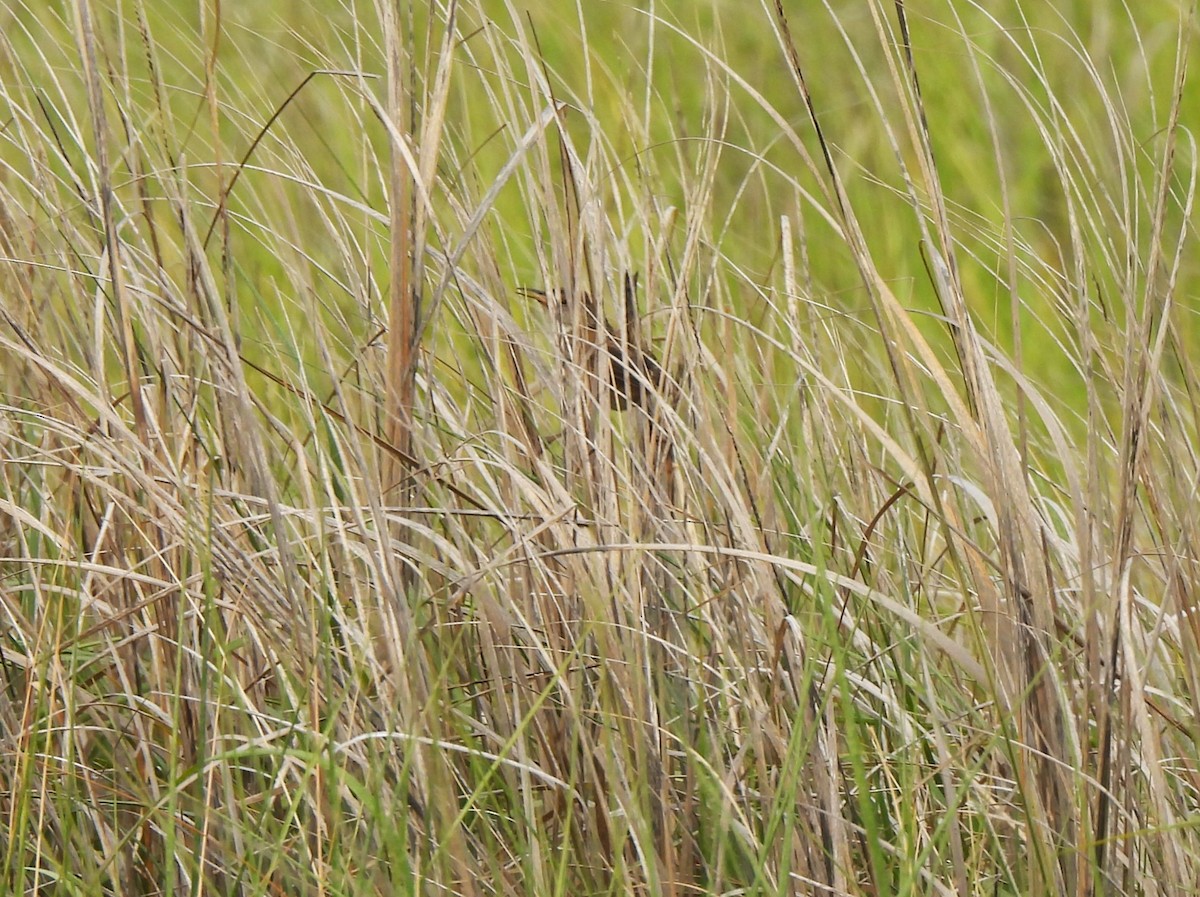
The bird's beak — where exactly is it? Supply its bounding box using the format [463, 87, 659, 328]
[517, 286, 551, 308]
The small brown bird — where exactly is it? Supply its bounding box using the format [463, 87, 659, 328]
[520, 276, 664, 411]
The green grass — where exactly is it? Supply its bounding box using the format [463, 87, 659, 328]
[2, 0, 1199, 894]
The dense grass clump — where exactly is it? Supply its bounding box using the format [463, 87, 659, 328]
[1, 1, 1198, 895]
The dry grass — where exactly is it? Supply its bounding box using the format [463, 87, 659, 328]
[1, 1, 1199, 895]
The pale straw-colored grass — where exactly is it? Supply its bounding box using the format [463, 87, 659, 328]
[0, 1, 1197, 894]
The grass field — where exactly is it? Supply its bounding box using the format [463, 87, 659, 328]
[2, 1, 1199, 894]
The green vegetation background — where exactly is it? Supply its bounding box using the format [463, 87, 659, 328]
[1, 1, 1198, 895]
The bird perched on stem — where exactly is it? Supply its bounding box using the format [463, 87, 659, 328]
[519, 274, 664, 411]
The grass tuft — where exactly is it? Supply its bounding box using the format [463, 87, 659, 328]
[1, 1, 1198, 894]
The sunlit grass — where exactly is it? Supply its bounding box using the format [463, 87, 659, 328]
[1, 1, 1198, 895]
